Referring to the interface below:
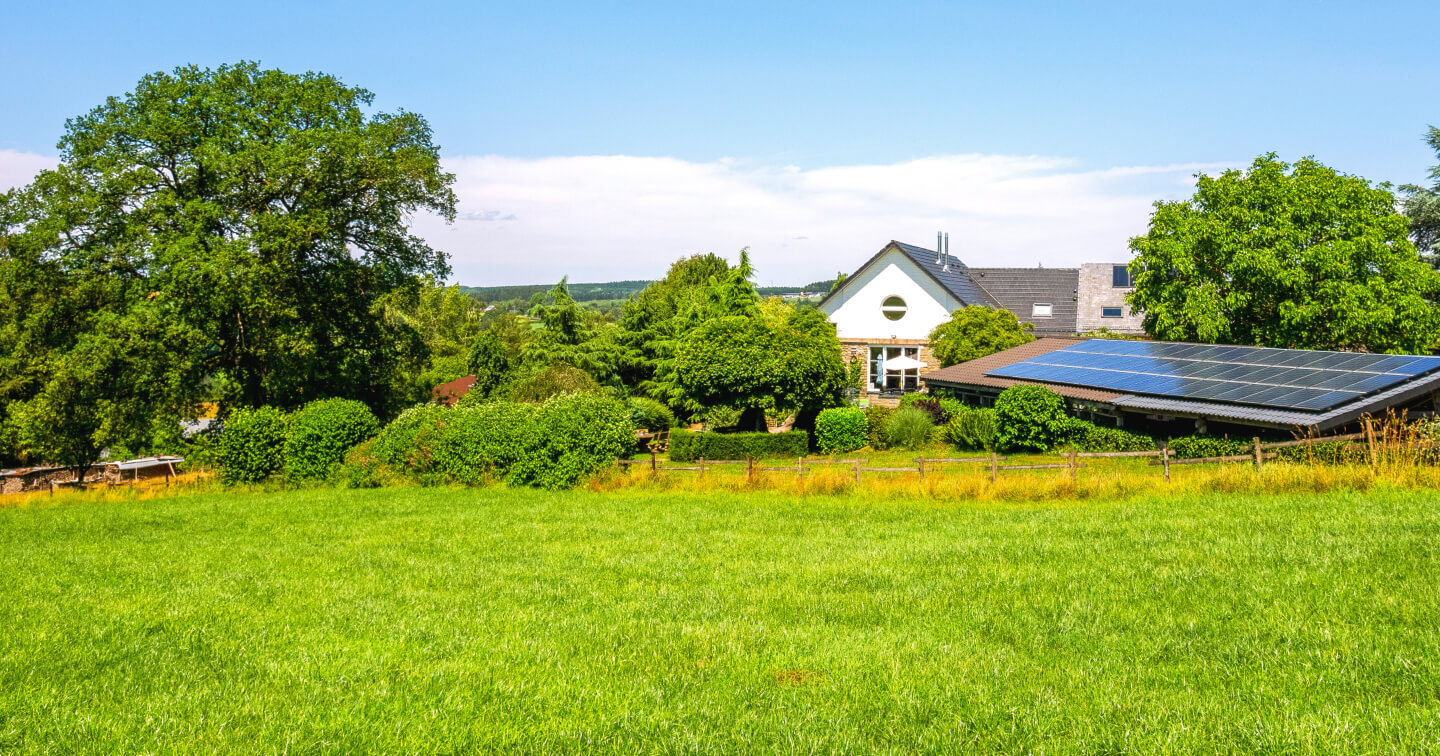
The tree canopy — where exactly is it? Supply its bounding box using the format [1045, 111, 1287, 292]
[0, 62, 456, 466]
[1127, 154, 1440, 353]
[928, 306, 1036, 367]
[1401, 126, 1440, 267]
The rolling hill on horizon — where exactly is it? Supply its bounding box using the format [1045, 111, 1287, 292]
[459, 278, 838, 303]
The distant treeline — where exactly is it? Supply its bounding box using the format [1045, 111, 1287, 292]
[461, 278, 837, 302]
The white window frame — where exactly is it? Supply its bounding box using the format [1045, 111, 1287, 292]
[867, 345, 920, 393]
[880, 296, 908, 321]
[1032, 302, 1053, 318]
[1101, 306, 1123, 318]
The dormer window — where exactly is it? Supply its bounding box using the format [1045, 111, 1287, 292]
[881, 296, 907, 321]
[1032, 303, 1053, 318]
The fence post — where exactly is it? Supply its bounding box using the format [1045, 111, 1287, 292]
[854, 460, 861, 485]
[989, 451, 998, 484]
[747, 454, 754, 484]
[1364, 416, 1378, 472]
[1162, 441, 1171, 484]
[1253, 437, 1262, 471]
[798, 456, 804, 479]
[700, 457, 706, 478]
[1068, 448, 1078, 483]
[650, 448, 657, 472]
[918, 457, 925, 480]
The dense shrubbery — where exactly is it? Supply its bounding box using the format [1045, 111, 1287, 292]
[815, 407, 868, 453]
[899, 393, 965, 424]
[360, 393, 634, 488]
[668, 430, 809, 461]
[284, 399, 380, 480]
[627, 397, 676, 432]
[865, 406, 894, 450]
[1061, 419, 1155, 452]
[945, 406, 997, 450]
[993, 385, 1070, 452]
[886, 407, 935, 450]
[216, 407, 289, 484]
[1169, 434, 1249, 459]
[502, 364, 602, 403]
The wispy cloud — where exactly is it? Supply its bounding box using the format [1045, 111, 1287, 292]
[0, 150, 1233, 286]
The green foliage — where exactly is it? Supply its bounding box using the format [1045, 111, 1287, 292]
[885, 407, 935, 451]
[1061, 420, 1156, 453]
[284, 399, 380, 480]
[864, 406, 894, 450]
[898, 392, 964, 424]
[627, 397, 676, 432]
[944, 406, 998, 451]
[523, 279, 630, 383]
[993, 385, 1070, 452]
[815, 407, 868, 453]
[368, 394, 633, 489]
[667, 430, 809, 461]
[467, 330, 514, 400]
[1128, 154, 1440, 352]
[381, 280, 489, 407]
[501, 364, 603, 404]
[1400, 126, 1440, 266]
[1169, 434, 1250, 459]
[217, 407, 289, 484]
[0, 62, 456, 467]
[928, 306, 1036, 367]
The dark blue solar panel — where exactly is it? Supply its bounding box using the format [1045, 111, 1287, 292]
[985, 340, 1440, 412]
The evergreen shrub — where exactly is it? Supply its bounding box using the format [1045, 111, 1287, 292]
[1062, 419, 1155, 452]
[627, 397, 676, 432]
[945, 406, 997, 450]
[815, 407, 868, 453]
[284, 398, 380, 480]
[865, 406, 894, 450]
[217, 406, 288, 484]
[886, 407, 935, 450]
[1169, 434, 1249, 459]
[668, 430, 809, 461]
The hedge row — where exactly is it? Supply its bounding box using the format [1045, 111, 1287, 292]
[358, 392, 634, 489]
[217, 399, 379, 484]
[668, 429, 809, 461]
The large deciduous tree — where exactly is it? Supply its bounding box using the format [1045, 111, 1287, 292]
[1127, 154, 1440, 353]
[1401, 126, 1440, 267]
[928, 305, 1035, 367]
[0, 62, 456, 467]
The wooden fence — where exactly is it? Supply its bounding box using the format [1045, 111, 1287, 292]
[615, 420, 1416, 484]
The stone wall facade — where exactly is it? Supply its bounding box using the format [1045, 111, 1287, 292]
[1075, 263, 1145, 334]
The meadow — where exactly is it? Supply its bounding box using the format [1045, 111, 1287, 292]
[3, 483, 1440, 753]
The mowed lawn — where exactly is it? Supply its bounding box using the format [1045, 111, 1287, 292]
[3, 487, 1439, 753]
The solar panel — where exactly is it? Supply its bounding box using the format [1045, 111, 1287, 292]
[984, 340, 1440, 412]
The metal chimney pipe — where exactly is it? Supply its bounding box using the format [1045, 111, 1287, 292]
[943, 232, 951, 271]
[936, 232, 943, 265]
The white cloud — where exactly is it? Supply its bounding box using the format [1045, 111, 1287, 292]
[0, 148, 1233, 286]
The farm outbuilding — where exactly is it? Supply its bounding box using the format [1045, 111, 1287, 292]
[923, 338, 1440, 436]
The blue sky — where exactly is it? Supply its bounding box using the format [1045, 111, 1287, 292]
[3, 1, 1437, 285]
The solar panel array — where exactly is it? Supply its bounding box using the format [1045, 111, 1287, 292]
[985, 340, 1440, 412]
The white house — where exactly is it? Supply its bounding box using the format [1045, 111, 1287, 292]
[818, 238, 1144, 398]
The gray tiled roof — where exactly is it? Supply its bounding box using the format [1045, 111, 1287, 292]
[888, 241, 997, 307]
[967, 267, 1079, 335]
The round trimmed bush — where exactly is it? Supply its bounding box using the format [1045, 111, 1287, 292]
[284, 398, 380, 480]
[993, 385, 1069, 452]
[865, 405, 894, 450]
[815, 407, 868, 453]
[885, 407, 935, 450]
[217, 406, 288, 484]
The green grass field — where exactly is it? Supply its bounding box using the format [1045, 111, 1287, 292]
[3, 486, 1440, 753]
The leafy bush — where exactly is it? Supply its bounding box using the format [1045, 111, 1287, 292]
[899, 393, 964, 424]
[885, 407, 935, 450]
[283, 398, 380, 480]
[365, 394, 633, 489]
[627, 397, 676, 432]
[216, 406, 288, 484]
[815, 407, 868, 453]
[1169, 434, 1249, 459]
[865, 405, 894, 450]
[1062, 419, 1155, 452]
[993, 385, 1069, 452]
[668, 430, 809, 461]
[503, 364, 601, 403]
[945, 406, 997, 450]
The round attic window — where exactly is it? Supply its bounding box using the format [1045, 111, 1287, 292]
[881, 296, 907, 321]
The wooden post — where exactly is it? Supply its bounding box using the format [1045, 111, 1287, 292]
[1253, 437, 1262, 471]
[854, 460, 861, 485]
[798, 456, 804, 479]
[989, 451, 998, 483]
[918, 457, 925, 480]
[1364, 417, 1378, 472]
[699, 457, 706, 478]
[650, 448, 657, 472]
[747, 454, 754, 483]
[1068, 448, 1078, 483]
[1162, 441, 1171, 484]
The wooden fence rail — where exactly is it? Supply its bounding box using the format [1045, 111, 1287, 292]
[614, 426, 1426, 485]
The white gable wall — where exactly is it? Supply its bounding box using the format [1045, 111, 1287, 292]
[820, 249, 961, 341]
